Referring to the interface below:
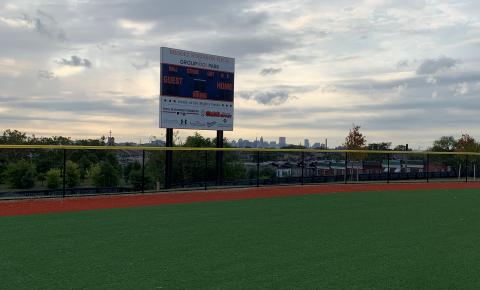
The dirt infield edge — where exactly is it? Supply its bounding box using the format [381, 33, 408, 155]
[1, 182, 480, 217]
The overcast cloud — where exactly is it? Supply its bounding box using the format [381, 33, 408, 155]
[0, 0, 480, 147]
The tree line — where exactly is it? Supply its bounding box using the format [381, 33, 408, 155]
[1, 127, 479, 190]
[0, 130, 251, 190]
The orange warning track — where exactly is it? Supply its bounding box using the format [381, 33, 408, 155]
[1, 182, 480, 217]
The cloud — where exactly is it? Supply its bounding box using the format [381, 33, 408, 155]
[16, 10, 68, 41]
[37, 70, 55, 80]
[393, 83, 408, 94]
[453, 82, 469, 96]
[56, 56, 92, 68]
[396, 59, 416, 71]
[131, 60, 149, 70]
[118, 19, 154, 36]
[238, 85, 317, 105]
[425, 75, 437, 84]
[0, 94, 154, 117]
[260, 67, 282, 76]
[416, 57, 458, 75]
[239, 90, 292, 105]
[2, 0, 480, 145]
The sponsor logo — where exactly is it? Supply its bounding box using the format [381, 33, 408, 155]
[207, 121, 217, 127]
[189, 121, 206, 127]
[205, 111, 232, 118]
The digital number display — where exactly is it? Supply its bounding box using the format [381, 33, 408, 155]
[161, 64, 234, 102]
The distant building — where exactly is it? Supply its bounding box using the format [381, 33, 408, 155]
[304, 139, 310, 148]
[149, 140, 165, 146]
[279, 137, 286, 148]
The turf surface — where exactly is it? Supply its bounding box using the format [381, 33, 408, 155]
[2, 188, 480, 289]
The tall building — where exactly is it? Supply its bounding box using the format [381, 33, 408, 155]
[304, 139, 310, 148]
[279, 137, 286, 148]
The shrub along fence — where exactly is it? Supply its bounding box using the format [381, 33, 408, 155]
[0, 145, 479, 199]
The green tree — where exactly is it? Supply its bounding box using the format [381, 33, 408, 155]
[345, 125, 366, 149]
[0, 129, 28, 144]
[128, 162, 152, 191]
[45, 168, 62, 189]
[145, 152, 165, 190]
[344, 124, 367, 161]
[456, 134, 477, 152]
[89, 162, 120, 187]
[66, 160, 81, 187]
[394, 144, 411, 151]
[367, 142, 391, 151]
[224, 161, 247, 181]
[431, 136, 456, 152]
[184, 132, 214, 147]
[3, 160, 37, 189]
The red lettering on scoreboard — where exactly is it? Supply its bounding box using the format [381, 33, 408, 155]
[187, 68, 200, 75]
[217, 82, 233, 90]
[163, 76, 183, 85]
[192, 91, 208, 99]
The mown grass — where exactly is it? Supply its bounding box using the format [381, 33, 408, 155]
[1, 188, 480, 289]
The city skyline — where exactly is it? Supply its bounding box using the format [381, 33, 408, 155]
[1, 1, 480, 148]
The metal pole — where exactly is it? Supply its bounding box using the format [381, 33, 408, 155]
[301, 152, 305, 185]
[62, 149, 66, 198]
[216, 130, 224, 186]
[256, 151, 260, 187]
[165, 128, 173, 189]
[426, 154, 429, 183]
[344, 152, 348, 184]
[387, 153, 390, 184]
[474, 164, 476, 181]
[141, 150, 145, 193]
[465, 155, 469, 183]
[204, 150, 208, 190]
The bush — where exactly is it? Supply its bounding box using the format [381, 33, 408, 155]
[46, 168, 62, 189]
[66, 160, 80, 187]
[128, 165, 152, 191]
[3, 160, 37, 189]
[129, 168, 143, 191]
[89, 162, 120, 187]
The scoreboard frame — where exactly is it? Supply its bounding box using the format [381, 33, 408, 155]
[160, 47, 235, 131]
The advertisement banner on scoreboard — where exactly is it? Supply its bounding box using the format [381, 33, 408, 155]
[160, 47, 235, 131]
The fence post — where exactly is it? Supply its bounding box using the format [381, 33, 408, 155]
[344, 152, 348, 184]
[301, 151, 305, 185]
[165, 128, 173, 189]
[256, 151, 260, 187]
[62, 149, 66, 198]
[387, 153, 390, 184]
[204, 150, 208, 190]
[465, 155, 469, 183]
[141, 150, 145, 193]
[426, 153, 429, 183]
[216, 131, 224, 186]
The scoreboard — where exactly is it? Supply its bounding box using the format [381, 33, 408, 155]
[160, 47, 235, 131]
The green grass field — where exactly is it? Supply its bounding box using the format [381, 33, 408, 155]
[2, 188, 480, 289]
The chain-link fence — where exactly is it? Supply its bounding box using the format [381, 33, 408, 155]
[0, 145, 479, 199]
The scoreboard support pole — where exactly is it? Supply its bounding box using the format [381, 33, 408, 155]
[216, 130, 224, 186]
[165, 128, 173, 189]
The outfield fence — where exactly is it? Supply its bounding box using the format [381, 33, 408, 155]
[0, 145, 479, 199]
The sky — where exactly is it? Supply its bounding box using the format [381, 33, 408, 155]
[0, 0, 479, 148]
